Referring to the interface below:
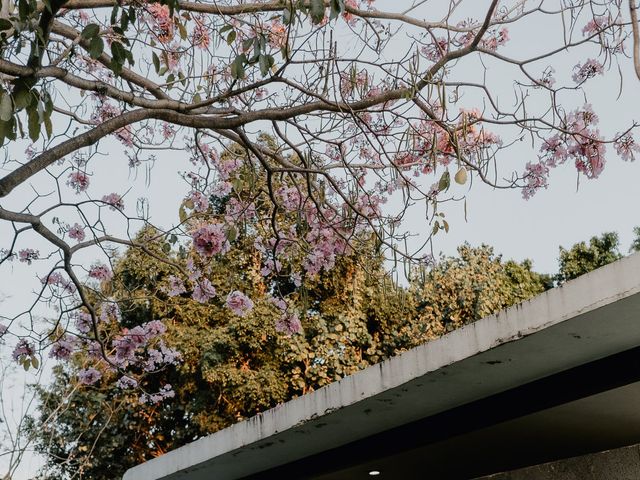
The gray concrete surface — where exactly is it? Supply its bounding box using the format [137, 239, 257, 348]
[124, 253, 640, 480]
[477, 443, 640, 479]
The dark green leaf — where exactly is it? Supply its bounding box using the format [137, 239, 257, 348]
[226, 29, 236, 45]
[438, 170, 450, 192]
[81, 23, 100, 39]
[27, 105, 40, 142]
[0, 93, 12, 122]
[152, 52, 160, 73]
[0, 19, 13, 31]
[230, 54, 246, 80]
[89, 36, 104, 59]
[330, 0, 345, 20]
[309, 0, 326, 24]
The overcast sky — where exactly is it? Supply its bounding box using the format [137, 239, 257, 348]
[2, 1, 640, 477]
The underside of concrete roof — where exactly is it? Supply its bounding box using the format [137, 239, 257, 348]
[124, 252, 640, 480]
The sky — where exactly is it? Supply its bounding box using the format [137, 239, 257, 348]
[2, 0, 640, 477]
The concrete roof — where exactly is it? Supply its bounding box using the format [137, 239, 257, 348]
[124, 253, 640, 480]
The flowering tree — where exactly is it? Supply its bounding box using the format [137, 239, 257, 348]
[0, 0, 639, 398]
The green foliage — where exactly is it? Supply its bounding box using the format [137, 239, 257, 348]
[411, 244, 551, 339]
[30, 237, 552, 479]
[556, 232, 622, 283]
[630, 227, 640, 253]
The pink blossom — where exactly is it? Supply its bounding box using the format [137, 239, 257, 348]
[582, 17, 609, 36]
[74, 312, 93, 334]
[211, 181, 233, 198]
[18, 249, 39, 264]
[277, 186, 302, 211]
[143, 320, 167, 337]
[226, 291, 254, 316]
[572, 134, 606, 179]
[12, 339, 35, 362]
[572, 59, 604, 83]
[89, 263, 113, 281]
[191, 223, 230, 257]
[614, 133, 640, 161]
[67, 171, 90, 193]
[0, 323, 7, 337]
[342, 0, 358, 24]
[421, 37, 448, 61]
[116, 375, 138, 389]
[146, 4, 174, 43]
[161, 123, 175, 140]
[521, 161, 550, 200]
[78, 367, 102, 385]
[99, 301, 121, 322]
[144, 341, 181, 371]
[139, 384, 175, 404]
[68, 223, 86, 242]
[540, 134, 568, 167]
[164, 275, 186, 296]
[101, 193, 124, 211]
[49, 335, 77, 360]
[187, 191, 209, 213]
[275, 312, 303, 335]
[87, 341, 102, 360]
[480, 28, 509, 51]
[269, 20, 287, 48]
[41, 271, 77, 293]
[192, 278, 216, 303]
[191, 17, 210, 49]
[225, 198, 257, 222]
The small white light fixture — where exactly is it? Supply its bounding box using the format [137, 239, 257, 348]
[368, 471, 381, 476]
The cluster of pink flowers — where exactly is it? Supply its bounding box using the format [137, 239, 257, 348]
[41, 271, 77, 294]
[191, 17, 210, 50]
[421, 37, 448, 62]
[12, 339, 35, 362]
[275, 312, 303, 335]
[303, 226, 348, 277]
[116, 375, 138, 389]
[74, 311, 93, 334]
[342, 0, 359, 24]
[112, 320, 175, 368]
[572, 58, 604, 83]
[226, 290, 254, 316]
[67, 171, 90, 193]
[614, 133, 640, 162]
[88, 263, 113, 281]
[521, 161, 550, 200]
[340, 70, 369, 98]
[187, 191, 210, 213]
[49, 335, 77, 361]
[268, 20, 287, 48]
[68, 223, 86, 242]
[161, 123, 175, 140]
[0, 323, 7, 337]
[18, 249, 39, 264]
[146, 4, 174, 43]
[582, 16, 609, 36]
[277, 185, 303, 211]
[90, 99, 133, 145]
[480, 28, 510, 51]
[144, 340, 181, 372]
[99, 301, 121, 323]
[101, 193, 124, 211]
[526, 105, 607, 198]
[78, 367, 102, 385]
[192, 223, 230, 257]
[164, 275, 187, 297]
[192, 278, 216, 303]
[140, 384, 175, 404]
